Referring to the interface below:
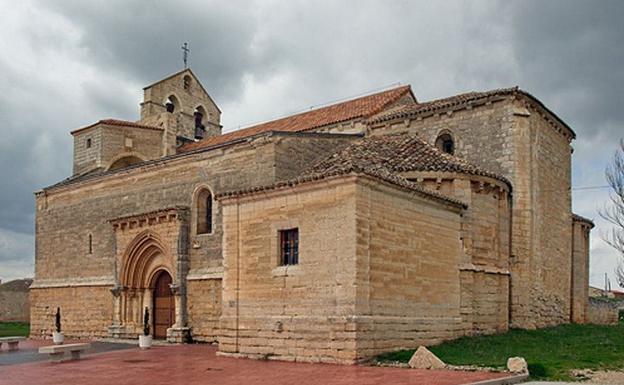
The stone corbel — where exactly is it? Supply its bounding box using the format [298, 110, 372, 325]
[169, 283, 182, 296]
[110, 284, 123, 297]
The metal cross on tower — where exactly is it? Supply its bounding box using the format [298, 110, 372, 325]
[181, 42, 190, 68]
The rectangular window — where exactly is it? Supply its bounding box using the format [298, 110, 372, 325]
[279, 228, 299, 265]
[86, 138, 92, 148]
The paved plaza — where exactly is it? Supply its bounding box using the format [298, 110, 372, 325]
[0, 340, 515, 385]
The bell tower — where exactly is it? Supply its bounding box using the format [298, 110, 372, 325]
[139, 69, 222, 155]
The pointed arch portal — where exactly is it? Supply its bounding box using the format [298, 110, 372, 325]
[108, 207, 190, 342]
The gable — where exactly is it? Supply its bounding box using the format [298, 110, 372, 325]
[142, 68, 221, 114]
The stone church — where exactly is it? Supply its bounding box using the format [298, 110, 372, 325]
[31, 69, 593, 363]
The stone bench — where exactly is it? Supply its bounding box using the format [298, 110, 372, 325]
[0, 336, 26, 351]
[39, 343, 91, 362]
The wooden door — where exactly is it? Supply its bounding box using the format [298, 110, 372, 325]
[153, 271, 174, 339]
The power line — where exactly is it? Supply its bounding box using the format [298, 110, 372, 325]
[232, 82, 404, 130]
[571, 185, 610, 191]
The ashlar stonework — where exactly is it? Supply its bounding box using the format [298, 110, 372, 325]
[31, 69, 593, 363]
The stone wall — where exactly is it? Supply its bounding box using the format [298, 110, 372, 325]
[513, 106, 573, 328]
[587, 298, 619, 325]
[571, 218, 592, 323]
[187, 279, 221, 342]
[34, 132, 352, 340]
[402, 172, 511, 336]
[0, 279, 31, 322]
[140, 69, 221, 140]
[219, 175, 467, 362]
[273, 133, 359, 181]
[368, 95, 577, 329]
[35, 137, 276, 339]
[72, 123, 164, 175]
[219, 176, 359, 363]
[352, 178, 465, 359]
[30, 286, 112, 339]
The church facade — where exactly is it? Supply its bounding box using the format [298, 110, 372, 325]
[31, 69, 593, 363]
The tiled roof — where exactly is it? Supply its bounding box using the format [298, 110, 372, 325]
[303, 133, 510, 185]
[180, 85, 413, 152]
[216, 133, 508, 207]
[369, 87, 518, 123]
[216, 168, 467, 209]
[572, 213, 595, 228]
[368, 87, 576, 139]
[71, 119, 163, 135]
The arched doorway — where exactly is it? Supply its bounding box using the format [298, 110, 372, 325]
[152, 270, 175, 339]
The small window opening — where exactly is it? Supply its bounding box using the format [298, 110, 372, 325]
[88, 234, 93, 254]
[183, 75, 192, 90]
[196, 189, 213, 234]
[279, 228, 299, 265]
[86, 138, 92, 148]
[435, 133, 455, 155]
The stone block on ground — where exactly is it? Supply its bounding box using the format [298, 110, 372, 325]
[408, 346, 446, 369]
[506, 356, 528, 373]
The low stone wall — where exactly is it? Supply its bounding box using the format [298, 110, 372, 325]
[0, 291, 30, 322]
[587, 298, 619, 325]
[0, 279, 32, 322]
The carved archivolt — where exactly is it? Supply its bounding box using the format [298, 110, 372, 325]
[120, 230, 174, 290]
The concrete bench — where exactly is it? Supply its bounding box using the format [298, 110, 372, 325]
[0, 336, 26, 351]
[39, 343, 91, 362]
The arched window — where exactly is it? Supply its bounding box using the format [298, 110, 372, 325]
[165, 95, 180, 113]
[183, 75, 192, 90]
[196, 188, 213, 234]
[435, 133, 455, 155]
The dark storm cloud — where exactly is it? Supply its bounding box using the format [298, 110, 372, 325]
[507, 0, 624, 137]
[40, 0, 258, 101]
[0, 0, 623, 284]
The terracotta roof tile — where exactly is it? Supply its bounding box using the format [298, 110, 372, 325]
[368, 86, 576, 139]
[369, 87, 519, 124]
[216, 169, 467, 209]
[215, 133, 508, 207]
[303, 133, 510, 185]
[180, 85, 412, 152]
[572, 213, 595, 228]
[71, 119, 163, 135]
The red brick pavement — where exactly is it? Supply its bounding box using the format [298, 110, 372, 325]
[0, 343, 512, 385]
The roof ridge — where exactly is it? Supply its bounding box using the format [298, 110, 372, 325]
[234, 84, 411, 131]
[303, 133, 510, 186]
[71, 118, 163, 135]
[180, 84, 412, 153]
[368, 86, 520, 124]
[215, 168, 467, 209]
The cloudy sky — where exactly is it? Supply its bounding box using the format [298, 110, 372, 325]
[0, 0, 622, 288]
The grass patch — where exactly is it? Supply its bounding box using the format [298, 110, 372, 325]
[0, 322, 29, 337]
[376, 322, 624, 381]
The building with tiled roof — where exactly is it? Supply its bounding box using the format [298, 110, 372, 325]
[32, 69, 593, 363]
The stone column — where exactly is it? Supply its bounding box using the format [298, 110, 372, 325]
[108, 285, 126, 338]
[167, 207, 191, 343]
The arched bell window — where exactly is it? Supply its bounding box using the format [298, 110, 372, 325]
[435, 132, 455, 155]
[196, 188, 213, 234]
[165, 95, 180, 113]
[194, 106, 207, 139]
